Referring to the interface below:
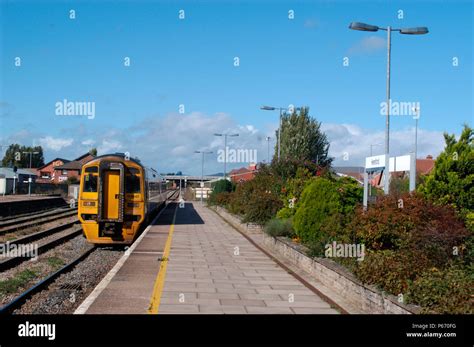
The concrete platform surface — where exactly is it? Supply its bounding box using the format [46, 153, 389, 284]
[78, 202, 339, 314]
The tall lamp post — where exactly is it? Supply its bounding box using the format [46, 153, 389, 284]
[265, 136, 271, 163]
[370, 143, 382, 157]
[260, 106, 301, 161]
[411, 106, 420, 191]
[214, 133, 239, 180]
[195, 150, 213, 203]
[23, 151, 39, 196]
[349, 22, 428, 194]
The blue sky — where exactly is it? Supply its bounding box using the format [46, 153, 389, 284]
[0, 0, 472, 174]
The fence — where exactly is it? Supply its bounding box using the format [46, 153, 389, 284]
[15, 182, 69, 197]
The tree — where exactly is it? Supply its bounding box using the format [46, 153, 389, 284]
[417, 124, 474, 229]
[277, 107, 332, 167]
[1, 144, 45, 168]
[89, 147, 97, 156]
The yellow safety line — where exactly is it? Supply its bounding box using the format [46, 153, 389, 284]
[147, 204, 178, 314]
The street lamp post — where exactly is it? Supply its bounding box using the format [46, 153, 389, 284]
[265, 136, 271, 163]
[260, 106, 301, 161]
[370, 143, 382, 157]
[22, 151, 39, 196]
[411, 106, 420, 191]
[214, 133, 239, 180]
[195, 150, 213, 203]
[349, 22, 428, 195]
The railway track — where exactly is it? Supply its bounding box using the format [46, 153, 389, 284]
[0, 206, 73, 225]
[0, 208, 78, 235]
[0, 246, 95, 314]
[0, 190, 179, 314]
[0, 225, 83, 271]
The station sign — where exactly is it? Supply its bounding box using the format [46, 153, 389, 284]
[365, 154, 412, 172]
[365, 155, 385, 170]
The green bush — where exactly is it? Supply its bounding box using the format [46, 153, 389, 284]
[228, 168, 283, 225]
[346, 193, 472, 312]
[348, 194, 470, 265]
[276, 207, 294, 219]
[212, 179, 234, 194]
[293, 177, 362, 254]
[406, 264, 473, 314]
[418, 124, 474, 231]
[243, 189, 283, 225]
[208, 179, 234, 205]
[354, 249, 433, 294]
[264, 218, 295, 238]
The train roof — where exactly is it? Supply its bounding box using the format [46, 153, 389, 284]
[85, 153, 161, 176]
[85, 153, 144, 167]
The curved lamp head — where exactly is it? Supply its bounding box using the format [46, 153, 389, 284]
[261, 106, 276, 111]
[400, 27, 429, 35]
[349, 22, 379, 32]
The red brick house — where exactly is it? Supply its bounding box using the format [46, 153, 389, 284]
[229, 163, 258, 183]
[35, 158, 70, 183]
[53, 153, 95, 183]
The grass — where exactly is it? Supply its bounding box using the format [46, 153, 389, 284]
[47, 256, 65, 269]
[0, 269, 39, 297]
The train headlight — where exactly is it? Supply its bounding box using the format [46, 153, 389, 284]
[81, 214, 97, 221]
[82, 201, 96, 207]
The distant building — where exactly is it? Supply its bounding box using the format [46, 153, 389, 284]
[371, 155, 436, 188]
[0, 167, 37, 195]
[35, 153, 95, 184]
[332, 166, 365, 185]
[35, 158, 70, 183]
[229, 163, 258, 183]
[52, 153, 95, 183]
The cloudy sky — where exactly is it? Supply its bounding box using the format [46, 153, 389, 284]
[1, 0, 472, 175]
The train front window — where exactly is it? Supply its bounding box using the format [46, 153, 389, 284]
[125, 171, 141, 193]
[83, 173, 98, 192]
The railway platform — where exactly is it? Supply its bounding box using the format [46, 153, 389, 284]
[0, 195, 67, 218]
[76, 202, 339, 314]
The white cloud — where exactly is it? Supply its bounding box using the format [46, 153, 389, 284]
[98, 139, 123, 154]
[348, 36, 386, 55]
[81, 139, 95, 146]
[1, 112, 447, 175]
[304, 19, 318, 29]
[38, 136, 74, 151]
[323, 123, 446, 166]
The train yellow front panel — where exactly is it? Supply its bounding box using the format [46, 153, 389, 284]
[104, 170, 120, 220]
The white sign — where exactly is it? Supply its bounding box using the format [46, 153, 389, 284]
[365, 155, 386, 169]
[200, 182, 204, 188]
[365, 154, 412, 172]
[389, 155, 411, 172]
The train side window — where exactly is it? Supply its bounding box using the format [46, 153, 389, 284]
[83, 174, 98, 192]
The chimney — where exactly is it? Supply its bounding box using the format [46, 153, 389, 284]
[426, 155, 433, 160]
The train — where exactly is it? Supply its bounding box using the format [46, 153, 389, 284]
[78, 153, 167, 245]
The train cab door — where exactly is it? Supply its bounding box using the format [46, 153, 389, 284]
[99, 162, 125, 223]
[104, 170, 120, 220]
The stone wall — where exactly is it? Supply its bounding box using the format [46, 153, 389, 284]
[210, 205, 421, 314]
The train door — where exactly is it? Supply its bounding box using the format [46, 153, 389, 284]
[104, 170, 120, 220]
[98, 161, 125, 223]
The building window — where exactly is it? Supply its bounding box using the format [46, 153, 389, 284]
[62, 170, 68, 175]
